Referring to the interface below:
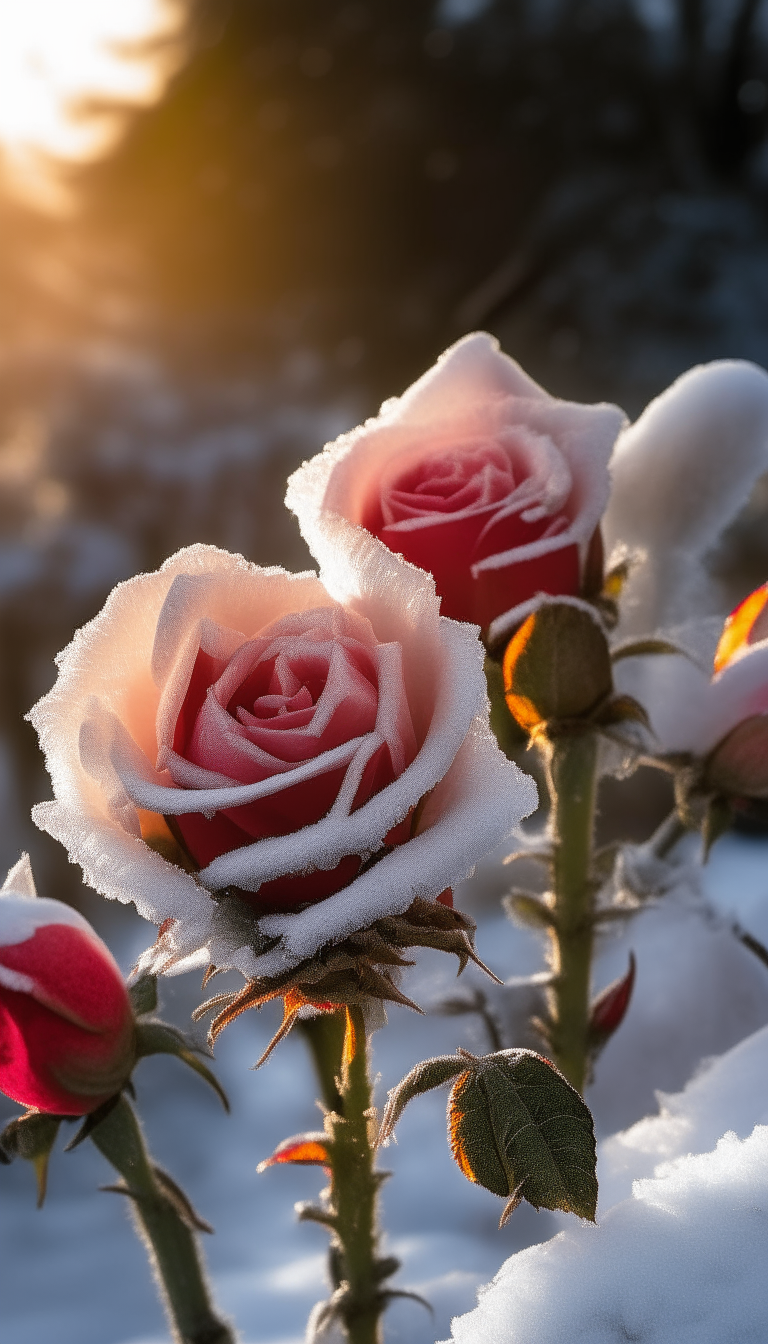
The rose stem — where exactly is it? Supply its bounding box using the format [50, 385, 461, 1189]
[296, 1011, 345, 1113]
[546, 730, 600, 1095]
[325, 1005, 387, 1344]
[91, 1094, 236, 1344]
[646, 808, 689, 861]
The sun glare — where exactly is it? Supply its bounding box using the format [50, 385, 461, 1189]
[0, 0, 186, 211]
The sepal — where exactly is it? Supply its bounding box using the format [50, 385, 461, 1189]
[0, 1110, 62, 1206]
[702, 796, 733, 860]
[134, 1020, 229, 1112]
[610, 637, 692, 663]
[128, 973, 158, 1017]
[192, 897, 497, 1063]
[64, 1092, 122, 1150]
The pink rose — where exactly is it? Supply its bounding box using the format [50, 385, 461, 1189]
[0, 856, 135, 1116]
[30, 539, 537, 980]
[287, 333, 625, 639]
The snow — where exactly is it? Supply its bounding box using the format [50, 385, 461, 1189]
[447, 1125, 768, 1344]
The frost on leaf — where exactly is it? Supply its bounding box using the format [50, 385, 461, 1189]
[448, 1049, 597, 1225]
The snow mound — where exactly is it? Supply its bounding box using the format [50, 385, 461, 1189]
[445, 1023, 768, 1343]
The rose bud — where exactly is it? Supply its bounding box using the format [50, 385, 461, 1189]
[0, 855, 135, 1116]
[713, 582, 768, 674]
[286, 333, 625, 641]
[502, 600, 613, 733]
[701, 584, 768, 802]
[30, 537, 537, 984]
[704, 715, 768, 801]
[613, 580, 768, 763]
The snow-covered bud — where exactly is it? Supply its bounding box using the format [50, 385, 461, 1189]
[0, 856, 135, 1116]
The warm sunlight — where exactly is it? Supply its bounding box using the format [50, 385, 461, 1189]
[0, 0, 186, 211]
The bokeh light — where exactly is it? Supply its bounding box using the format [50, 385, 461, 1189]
[0, 0, 186, 210]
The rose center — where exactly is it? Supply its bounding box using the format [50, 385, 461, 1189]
[227, 652, 328, 730]
[381, 443, 515, 523]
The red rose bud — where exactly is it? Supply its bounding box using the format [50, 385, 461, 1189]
[714, 582, 768, 673]
[0, 857, 135, 1116]
[502, 600, 613, 733]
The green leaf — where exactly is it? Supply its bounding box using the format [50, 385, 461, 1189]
[128, 974, 158, 1017]
[596, 694, 651, 730]
[611, 638, 694, 663]
[377, 1055, 468, 1146]
[448, 1049, 597, 1223]
[134, 1020, 230, 1112]
[1, 1111, 62, 1207]
[257, 1132, 331, 1173]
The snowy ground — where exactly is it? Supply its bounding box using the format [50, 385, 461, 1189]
[3, 831, 768, 1344]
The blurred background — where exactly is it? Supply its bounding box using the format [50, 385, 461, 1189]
[3, 0, 768, 897]
[4, 2, 768, 1340]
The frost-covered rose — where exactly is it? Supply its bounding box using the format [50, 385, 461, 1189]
[287, 333, 625, 642]
[30, 539, 537, 979]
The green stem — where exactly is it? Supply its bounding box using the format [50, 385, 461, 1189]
[91, 1096, 235, 1344]
[296, 1011, 345, 1114]
[547, 731, 600, 1095]
[325, 1007, 386, 1344]
[646, 808, 689, 861]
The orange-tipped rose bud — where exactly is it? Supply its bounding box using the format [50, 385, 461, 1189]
[502, 601, 613, 733]
[0, 858, 135, 1116]
[714, 582, 768, 673]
